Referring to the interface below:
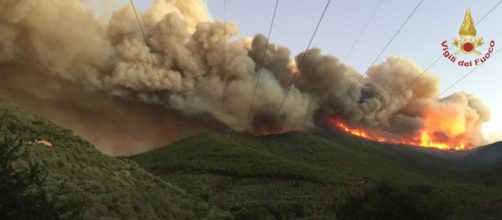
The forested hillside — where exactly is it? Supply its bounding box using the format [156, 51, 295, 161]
[131, 132, 502, 219]
[0, 99, 229, 219]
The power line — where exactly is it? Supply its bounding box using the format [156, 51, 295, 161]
[224, 0, 227, 63]
[387, 0, 502, 131]
[275, 0, 332, 117]
[381, 0, 502, 113]
[221, 0, 230, 107]
[395, 47, 501, 130]
[220, 0, 235, 137]
[344, 0, 424, 97]
[129, 0, 164, 85]
[129, 0, 181, 138]
[476, 0, 502, 24]
[370, 0, 424, 67]
[438, 49, 501, 100]
[343, 0, 383, 62]
[246, 0, 280, 125]
[129, 0, 148, 49]
[129, 0, 157, 69]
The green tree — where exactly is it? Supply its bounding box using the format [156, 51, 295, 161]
[336, 181, 453, 220]
[0, 133, 58, 219]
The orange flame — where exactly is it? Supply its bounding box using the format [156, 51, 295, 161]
[326, 117, 469, 150]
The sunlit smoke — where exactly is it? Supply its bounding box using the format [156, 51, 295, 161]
[0, 0, 491, 153]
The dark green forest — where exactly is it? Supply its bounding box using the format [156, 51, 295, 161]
[1, 99, 502, 219]
[0, 100, 230, 219]
[129, 131, 502, 219]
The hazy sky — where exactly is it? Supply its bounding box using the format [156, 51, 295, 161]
[106, 0, 502, 142]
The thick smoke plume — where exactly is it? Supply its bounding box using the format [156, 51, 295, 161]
[0, 0, 490, 154]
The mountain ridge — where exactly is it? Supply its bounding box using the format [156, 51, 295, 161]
[130, 130, 502, 219]
[1, 98, 502, 219]
[0, 99, 229, 219]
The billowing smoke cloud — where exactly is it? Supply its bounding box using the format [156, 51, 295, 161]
[0, 0, 491, 153]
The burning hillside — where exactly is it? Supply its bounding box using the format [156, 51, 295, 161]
[0, 0, 490, 153]
[326, 117, 467, 150]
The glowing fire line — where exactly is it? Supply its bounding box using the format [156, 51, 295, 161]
[328, 117, 467, 150]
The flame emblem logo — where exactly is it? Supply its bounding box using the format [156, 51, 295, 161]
[452, 9, 484, 56]
[441, 9, 494, 67]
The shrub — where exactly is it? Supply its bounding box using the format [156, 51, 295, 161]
[0, 134, 59, 219]
[336, 181, 453, 220]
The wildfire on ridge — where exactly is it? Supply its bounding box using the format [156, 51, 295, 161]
[326, 117, 469, 150]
